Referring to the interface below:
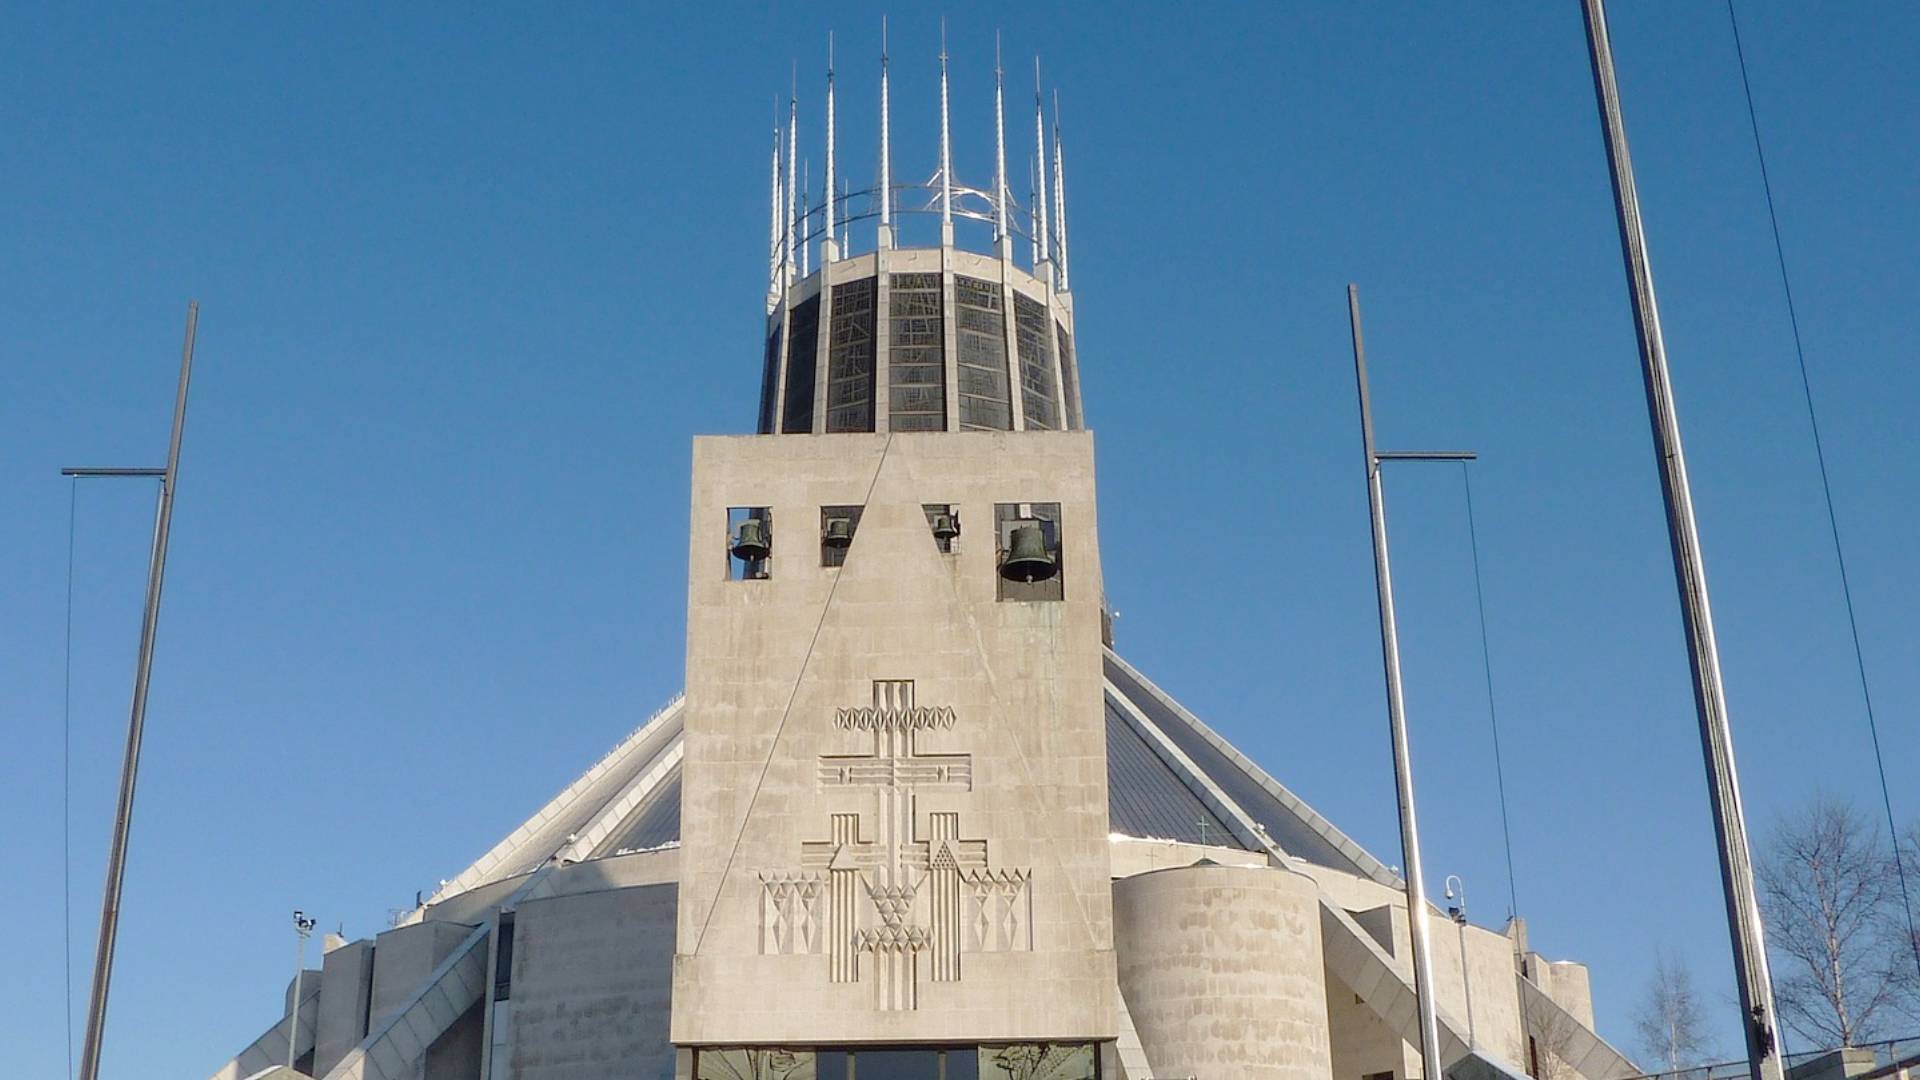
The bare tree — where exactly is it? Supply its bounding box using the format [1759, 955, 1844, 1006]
[1524, 994, 1582, 1080]
[1894, 822, 1920, 1025]
[1756, 795, 1903, 1047]
[1633, 948, 1715, 1072]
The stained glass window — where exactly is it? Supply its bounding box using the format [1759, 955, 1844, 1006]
[695, 1048, 815, 1080]
[979, 1043, 1098, 1080]
[1055, 320, 1081, 430]
[782, 295, 821, 434]
[825, 277, 876, 433]
[888, 273, 946, 432]
[759, 325, 783, 435]
[692, 1044, 1098, 1080]
[1014, 293, 1058, 431]
[954, 275, 1012, 431]
[851, 1049, 940, 1078]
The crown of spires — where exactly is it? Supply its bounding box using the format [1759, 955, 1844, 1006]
[764, 22, 1071, 312]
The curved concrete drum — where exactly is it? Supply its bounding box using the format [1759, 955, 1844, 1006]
[1114, 861, 1333, 1080]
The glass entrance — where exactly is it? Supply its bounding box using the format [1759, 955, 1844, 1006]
[694, 1042, 1097, 1080]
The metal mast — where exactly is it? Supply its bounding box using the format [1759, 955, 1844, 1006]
[939, 21, 953, 238]
[823, 33, 837, 262]
[1051, 93, 1068, 291]
[993, 33, 1010, 255]
[785, 85, 799, 284]
[70, 301, 200, 1080]
[878, 20, 892, 248]
[1028, 158, 1040, 267]
[1348, 285, 1477, 1080]
[1033, 59, 1051, 274]
[1579, 4, 1784, 1077]
[767, 116, 783, 312]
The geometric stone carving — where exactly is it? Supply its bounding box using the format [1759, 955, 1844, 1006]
[759, 679, 1031, 1011]
[757, 872, 824, 955]
[963, 868, 1034, 953]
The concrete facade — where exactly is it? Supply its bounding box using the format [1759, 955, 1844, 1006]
[507, 884, 677, 1080]
[316, 938, 377, 1077]
[369, 920, 484, 1080]
[208, 627, 1638, 1080]
[673, 430, 1116, 1047]
[1306, 861, 1564, 1074]
[1114, 861, 1333, 1080]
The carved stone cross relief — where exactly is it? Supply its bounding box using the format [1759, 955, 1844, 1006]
[759, 679, 1032, 1011]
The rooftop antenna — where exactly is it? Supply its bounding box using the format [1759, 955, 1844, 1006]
[800, 157, 811, 278]
[1581, 3, 1784, 1076]
[1051, 90, 1069, 291]
[993, 31, 1010, 256]
[823, 31, 837, 262]
[785, 71, 798, 283]
[1033, 57, 1051, 275]
[67, 302, 199, 1080]
[939, 18, 953, 241]
[878, 16, 892, 248]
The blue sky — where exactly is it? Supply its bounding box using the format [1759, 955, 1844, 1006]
[2, 3, 1915, 1076]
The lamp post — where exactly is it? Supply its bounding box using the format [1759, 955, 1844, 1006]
[1446, 874, 1476, 1047]
[289, 909, 317, 1068]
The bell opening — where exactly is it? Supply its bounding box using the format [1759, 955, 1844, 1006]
[994, 503, 1065, 602]
[923, 503, 961, 554]
[726, 507, 773, 580]
[820, 505, 864, 568]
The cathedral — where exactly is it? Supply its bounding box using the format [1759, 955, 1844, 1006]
[210, 45, 1637, 1080]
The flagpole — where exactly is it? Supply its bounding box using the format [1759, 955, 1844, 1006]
[1348, 285, 1478, 1080]
[1579, 7, 1784, 1077]
[69, 301, 199, 1080]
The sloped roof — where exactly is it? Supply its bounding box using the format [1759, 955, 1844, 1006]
[427, 648, 1395, 905]
[1102, 650, 1397, 885]
[1103, 695, 1241, 847]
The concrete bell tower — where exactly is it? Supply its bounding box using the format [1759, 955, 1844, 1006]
[672, 31, 1116, 1079]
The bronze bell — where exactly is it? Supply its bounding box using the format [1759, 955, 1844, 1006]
[999, 522, 1057, 582]
[930, 511, 960, 542]
[822, 515, 855, 548]
[730, 518, 771, 562]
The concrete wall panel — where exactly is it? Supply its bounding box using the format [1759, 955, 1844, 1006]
[316, 939, 377, 1077]
[674, 432, 1115, 1046]
[508, 883, 676, 1080]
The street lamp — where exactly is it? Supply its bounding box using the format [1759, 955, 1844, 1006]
[1445, 875, 1475, 1047]
[289, 909, 318, 1068]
